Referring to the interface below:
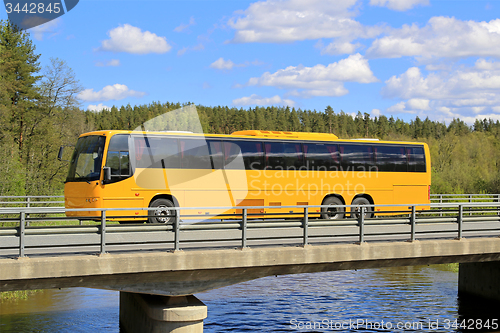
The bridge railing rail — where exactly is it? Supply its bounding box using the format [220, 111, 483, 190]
[0, 201, 499, 258]
[0, 194, 497, 207]
[430, 193, 500, 203]
[0, 195, 64, 207]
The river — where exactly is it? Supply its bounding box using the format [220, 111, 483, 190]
[1, 265, 499, 332]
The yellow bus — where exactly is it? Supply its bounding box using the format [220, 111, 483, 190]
[61, 130, 431, 222]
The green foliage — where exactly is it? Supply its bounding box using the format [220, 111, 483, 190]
[0, 136, 25, 196]
[0, 21, 85, 196]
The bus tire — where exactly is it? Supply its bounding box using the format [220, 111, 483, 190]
[148, 198, 176, 224]
[350, 197, 373, 219]
[321, 196, 345, 220]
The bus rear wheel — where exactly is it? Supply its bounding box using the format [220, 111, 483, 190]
[350, 197, 373, 219]
[321, 197, 345, 220]
[148, 198, 176, 224]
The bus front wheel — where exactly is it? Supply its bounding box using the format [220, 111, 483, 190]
[350, 197, 373, 219]
[321, 197, 345, 220]
[148, 198, 176, 224]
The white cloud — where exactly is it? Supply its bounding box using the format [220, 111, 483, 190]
[387, 101, 412, 114]
[177, 43, 204, 56]
[371, 109, 381, 118]
[95, 59, 121, 67]
[210, 58, 265, 71]
[210, 58, 236, 70]
[245, 54, 378, 98]
[382, 60, 500, 122]
[177, 47, 188, 56]
[383, 64, 500, 100]
[475, 58, 500, 71]
[228, 0, 381, 49]
[174, 17, 195, 32]
[78, 84, 146, 102]
[407, 98, 430, 110]
[232, 94, 295, 106]
[318, 41, 362, 55]
[87, 104, 111, 112]
[369, 0, 429, 11]
[367, 17, 500, 60]
[28, 18, 61, 41]
[99, 24, 171, 54]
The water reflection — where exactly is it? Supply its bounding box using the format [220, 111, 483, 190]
[0, 288, 119, 333]
[200, 266, 461, 332]
[0, 265, 498, 332]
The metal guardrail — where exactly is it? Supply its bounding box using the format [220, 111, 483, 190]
[0, 195, 64, 207]
[430, 194, 500, 203]
[1, 194, 497, 206]
[430, 194, 500, 216]
[1, 202, 499, 258]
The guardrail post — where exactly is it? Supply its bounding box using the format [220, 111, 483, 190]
[241, 208, 247, 249]
[439, 195, 443, 217]
[458, 204, 463, 240]
[26, 197, 30, 227]
[469, 195, 473, 216]
[100, 210, 106, 254]
[497, 194, 500, 216]
[410, 205, 416, 242]
[358, 207, 365, 244]
[174, 209, 180, 251]
[19, 212, 25, 257]
[303, 207, 309, 246]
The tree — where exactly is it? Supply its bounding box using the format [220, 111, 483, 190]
[325, 106, 334, 133]
[0, 21, 86, 195]
[0, 20, 43, 153]
[40, 57, 83, 112]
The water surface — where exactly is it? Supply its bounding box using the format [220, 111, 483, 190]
[1, 265, 498, 332]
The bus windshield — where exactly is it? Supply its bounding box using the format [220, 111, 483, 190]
[66, 135, 106, 182]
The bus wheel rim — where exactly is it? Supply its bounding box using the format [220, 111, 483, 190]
[327, 206, 340, 219]
[155, 205, 172, 223]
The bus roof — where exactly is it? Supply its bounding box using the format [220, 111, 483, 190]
[79, 129, 426, 145]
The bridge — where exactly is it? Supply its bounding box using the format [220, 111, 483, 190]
[1, 195, 500, 332]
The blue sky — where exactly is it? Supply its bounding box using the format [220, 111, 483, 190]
[2, 0, 500, 124]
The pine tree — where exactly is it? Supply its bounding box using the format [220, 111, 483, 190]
[0, 20, 43, 153]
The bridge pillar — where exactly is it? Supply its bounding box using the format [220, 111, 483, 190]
[119, 292, 207, 333]
[459, 261, 500, 301]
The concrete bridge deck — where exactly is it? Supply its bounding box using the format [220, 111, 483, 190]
[2, 237, 500, 295]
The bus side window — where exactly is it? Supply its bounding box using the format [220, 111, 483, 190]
[264, 142, 304, 170]
[407, 146, 426, 172]
[340, 144, 374, 171]
[303, 143, 338, 170]
[135, 137, 180, 169]
[106, 134, 131, 179]
[207, 140, 223, 169]
[180, 139, 211, 169]
[375, 145, 407, 172]
[133, 137, 179, 169]
[159, 138, 180, 168]
[224, 140, 264, 170]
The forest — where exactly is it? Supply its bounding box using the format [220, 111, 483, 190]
[2, 20, 500, 197]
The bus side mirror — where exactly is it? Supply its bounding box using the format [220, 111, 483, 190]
[103, 167, 111, 182]
[57, 146, 64, 161]
[57, 145, 73, 162]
